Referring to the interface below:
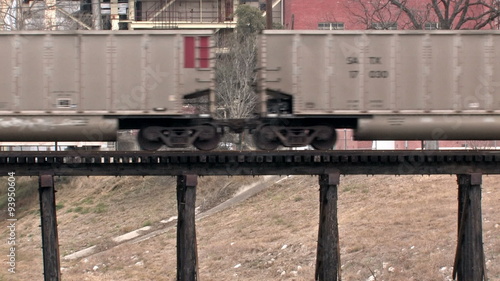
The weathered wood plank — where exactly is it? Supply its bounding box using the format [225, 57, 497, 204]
[453, 173, 486, 281]
[39, 174, 61, 281]
[316, 172, 341, 281]
[176, 175, 198, 281]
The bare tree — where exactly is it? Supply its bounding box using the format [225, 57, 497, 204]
[346, 0, 412, 29]
[215, 5, 264, 120]
[214, 5, 265, 149]
[347, 0, 500, 30]
[465, 140, 497, 150]
[215, 35, 258, 120]
[217, 5, 264, 118]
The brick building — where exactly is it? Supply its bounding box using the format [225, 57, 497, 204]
[282, 0, 496, 31]
[283, 0, 351, 30]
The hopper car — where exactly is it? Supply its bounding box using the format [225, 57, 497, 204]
[0, 30, 220, 151]
[255, 30, 500, 150]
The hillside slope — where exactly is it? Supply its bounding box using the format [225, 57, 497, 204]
[0, 175, 498, 280]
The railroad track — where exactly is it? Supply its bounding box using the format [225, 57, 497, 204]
[1, 150, 499, 176]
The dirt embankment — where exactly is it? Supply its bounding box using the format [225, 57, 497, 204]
[0, 174, 498, 280]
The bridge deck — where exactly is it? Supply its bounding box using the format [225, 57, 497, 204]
[1, 150, 499, 176]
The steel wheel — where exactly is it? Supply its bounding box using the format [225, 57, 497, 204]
[193, 125, 221, 151]
[311, 126, 336, 150]
[137, 128, 163, 151]
[253, 125, 280, 150]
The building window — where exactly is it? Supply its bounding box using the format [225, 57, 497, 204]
[424, 22, 439, 30]
[184, 36, 211, 69]
[318, 22, 345, 30]
[371, 22, 397, 30]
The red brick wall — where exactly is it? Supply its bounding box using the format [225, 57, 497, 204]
[284, 0, 350, 30]
[283, 0, 492, 30]
[334, 132, 500, 151]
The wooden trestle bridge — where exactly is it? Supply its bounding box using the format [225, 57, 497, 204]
[1, 149, 495, 281]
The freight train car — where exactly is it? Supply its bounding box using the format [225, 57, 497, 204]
[0, 30, 220, 151]
[255, 30, 500, 150]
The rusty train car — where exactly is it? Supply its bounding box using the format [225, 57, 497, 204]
[2, 30, 500, 150]
[255, 30, 500, 150]
[0, 30, 219, 151]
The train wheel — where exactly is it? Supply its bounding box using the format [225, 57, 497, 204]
[137, 128, 163, 151]
[253, 125, 280, 150]
[193, 125, 221, 151]
[311, 126, 336, 150]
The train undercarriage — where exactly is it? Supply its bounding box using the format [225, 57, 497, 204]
[137, 124, 222, 151]
[121, 117, 222, 151]
[131, 117, 355, 151]
[252, 124, 337, 150]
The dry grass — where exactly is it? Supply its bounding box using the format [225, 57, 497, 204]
[0, 174, 498, 281]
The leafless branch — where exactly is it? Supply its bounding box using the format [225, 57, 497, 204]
[348, 0, 500, 30]
[215, 32, 258, 120]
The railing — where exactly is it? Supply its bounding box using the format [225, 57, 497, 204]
[141, 0, 230, 29]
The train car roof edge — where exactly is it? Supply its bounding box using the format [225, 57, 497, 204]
[0, 30, 214, 35]
[261, 29, 500, 35]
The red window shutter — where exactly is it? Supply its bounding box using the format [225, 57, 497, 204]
[184, 37, 195, 68]
[199, 36, 210, 68]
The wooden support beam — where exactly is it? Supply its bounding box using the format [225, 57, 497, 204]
[316, 172, 341, 281]
[453, 173, 486, 281]
[39, 174, 61, 281]
[176, 175, 199, 281]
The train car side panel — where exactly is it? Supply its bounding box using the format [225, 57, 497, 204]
[180, 34, 214, 109]
[361, 34, 393, 111]
[0, 35, 13, 111]
[260, 31, 500, 115]
[295, 34, 331, 113]
[427, 34, 456, 111]
[112, 34, 145, 111]
[18, 35, 47, 111]
[261, 33, 296, 112]
[459, 34, 491, 111]
[147, 34, 181, 113]
[331, 34, 362, 111]
[395, 34, 427, 111]
[50, 35, 80, 111]
[493, 35, 500, 110]
[81, 34, 109, 111]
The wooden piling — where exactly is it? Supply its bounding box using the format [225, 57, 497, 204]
[39, 174, 61, 281]
[453, 173, 486, 281]
[316, 172, 341, 281]
[176, 174, 199, 281]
